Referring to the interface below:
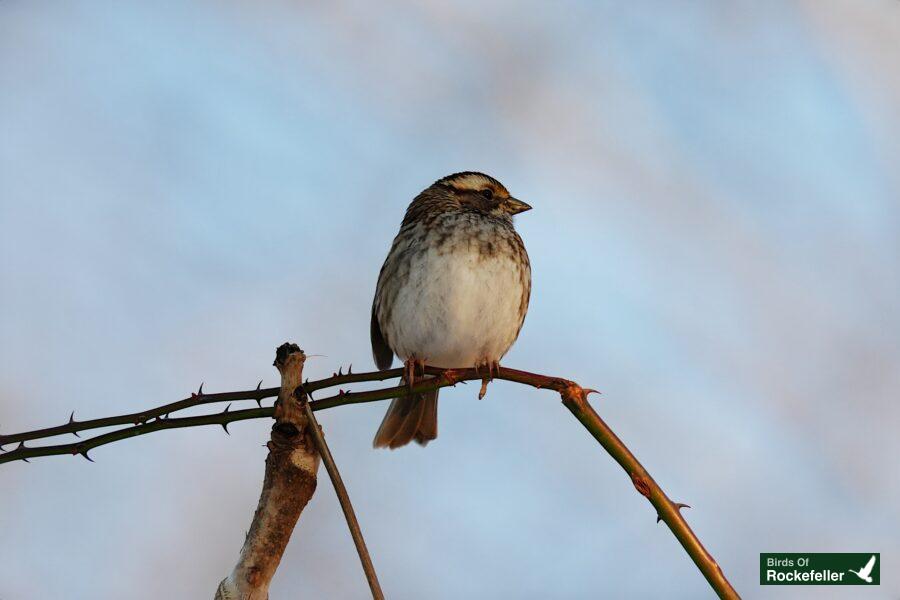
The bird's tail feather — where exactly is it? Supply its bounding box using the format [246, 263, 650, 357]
[373, 385, 439, 449]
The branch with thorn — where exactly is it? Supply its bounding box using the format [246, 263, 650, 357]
[0, 354, 739, 599]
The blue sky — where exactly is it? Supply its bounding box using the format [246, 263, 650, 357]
[1, 1, 899, 598]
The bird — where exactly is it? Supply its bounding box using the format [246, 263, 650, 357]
[370, 171, 532, 449]
[847, 555, 876, 583]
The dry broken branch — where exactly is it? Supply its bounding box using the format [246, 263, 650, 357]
[215, 344, 320, 600]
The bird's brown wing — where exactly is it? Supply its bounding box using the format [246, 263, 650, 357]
[370, 301, 394, 370]
[372, 232, 408, 370]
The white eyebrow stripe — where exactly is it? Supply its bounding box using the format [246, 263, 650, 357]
[445, 174, 494, 191]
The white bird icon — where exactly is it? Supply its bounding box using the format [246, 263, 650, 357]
[848, 555, 876, 583]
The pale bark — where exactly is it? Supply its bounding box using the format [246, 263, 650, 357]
[215, 344, 319, 600]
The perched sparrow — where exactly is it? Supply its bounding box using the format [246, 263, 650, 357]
[371, 172, 532, 449]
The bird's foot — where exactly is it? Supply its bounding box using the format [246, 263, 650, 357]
[476, 360, 500, 400]
[404, 357, 426, 392]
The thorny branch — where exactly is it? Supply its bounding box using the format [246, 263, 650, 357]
[0, 364, 740, 599]
[0, 366, 400, 447]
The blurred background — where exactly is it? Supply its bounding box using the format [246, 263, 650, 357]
[1, 1, 898, 598]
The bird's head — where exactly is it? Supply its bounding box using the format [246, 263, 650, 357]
[432, 172, 532, 219]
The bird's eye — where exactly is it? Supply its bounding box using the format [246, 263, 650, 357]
[480, 189, 494, 200]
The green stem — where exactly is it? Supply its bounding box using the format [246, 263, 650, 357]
[301, 397, 384, 600]
[561, 389, 740, 600]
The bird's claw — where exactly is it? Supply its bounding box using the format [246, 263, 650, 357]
[404, 358, 426, 392]
[476, 360, 500, 400]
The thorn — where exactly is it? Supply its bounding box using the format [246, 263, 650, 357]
[73, 445, 94, 461]
[256, 380, 263, 391]
[256, 398, 262, 408]
[338, 389, 345, 396]
[332, 372, 337, 378]
[338, 366, 343, 376]
[348, 364, 353, 374]
[657, 503, 691, 523]
[198, 382, 204, 395]
[16, 442, 29, 462]
[221, 404, 231, 434]
[68, 411, 81, 438]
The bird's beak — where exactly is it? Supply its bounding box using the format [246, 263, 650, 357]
[505, 197, 532, 215]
